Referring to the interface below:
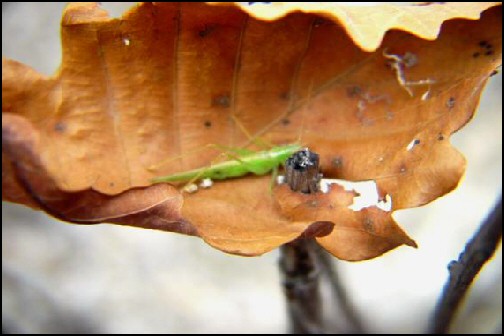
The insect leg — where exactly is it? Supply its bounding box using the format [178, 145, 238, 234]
[149, 143, 252, 172]
[269, 165, 279, 192]
[147, 143, 223, 171]
[230, 114, 272, 150]
[181, 168, 209, 193]
[211, 143, 255, 157]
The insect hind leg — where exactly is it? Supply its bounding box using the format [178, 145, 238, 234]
[230, 114, 273, 150]
[148, 143, 252, 172]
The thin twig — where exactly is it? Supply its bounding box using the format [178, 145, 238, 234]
[429, 196, 502, 334]
[315, 245, 366, 334]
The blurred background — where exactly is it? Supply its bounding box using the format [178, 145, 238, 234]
[2, 2, 502, 334]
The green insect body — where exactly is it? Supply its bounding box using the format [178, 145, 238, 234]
[151, 143, 302, 184]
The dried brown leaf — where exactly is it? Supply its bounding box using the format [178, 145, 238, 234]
[2, 2, 502, 259]
[182, 176, 334, 256]
[2, 113, 193, 234]
[274, 183, 416, 261]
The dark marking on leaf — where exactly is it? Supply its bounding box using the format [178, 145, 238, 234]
[331, 156, 343, 168]
[475, 41, 494, 57]
[438, 133, 445, 141]
[212, 94, 230, 108]
[363, 218, 374, 233]
[279, 92, 290, 100]
[347, 86, 362, 98]
[54, 122, 66, 133]
[198, 24, 215, 38]
[313, 17, 327, 27]
[281, 118, 290, 126]
[204, 120, 212, 128]
[446, 97, 455, 109]
[403, 52, 418, 68]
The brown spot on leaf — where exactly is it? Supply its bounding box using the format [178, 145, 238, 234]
[212, 94, 230, 108]
[279, 92, 290, 100]
[198, 24, 215, 38]
[313, 17, 327, 27]
[54, 122, 66, 133]
[347, 85, 362, 98]
[332, 156, 343, 168]
[446, 97, 456, 109]
[363, 217, 375, 233]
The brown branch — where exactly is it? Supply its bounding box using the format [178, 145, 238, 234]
[280, 148, 324, 334]
[429, 196, 502, 334]
[280, 239, 324, 334]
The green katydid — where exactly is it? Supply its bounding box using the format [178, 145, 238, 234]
[150, 85, 315, 189]
[150, 143, 303, 184]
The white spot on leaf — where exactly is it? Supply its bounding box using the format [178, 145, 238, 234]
[183, 183, 198, 194]
[199, 178, 213, 189]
